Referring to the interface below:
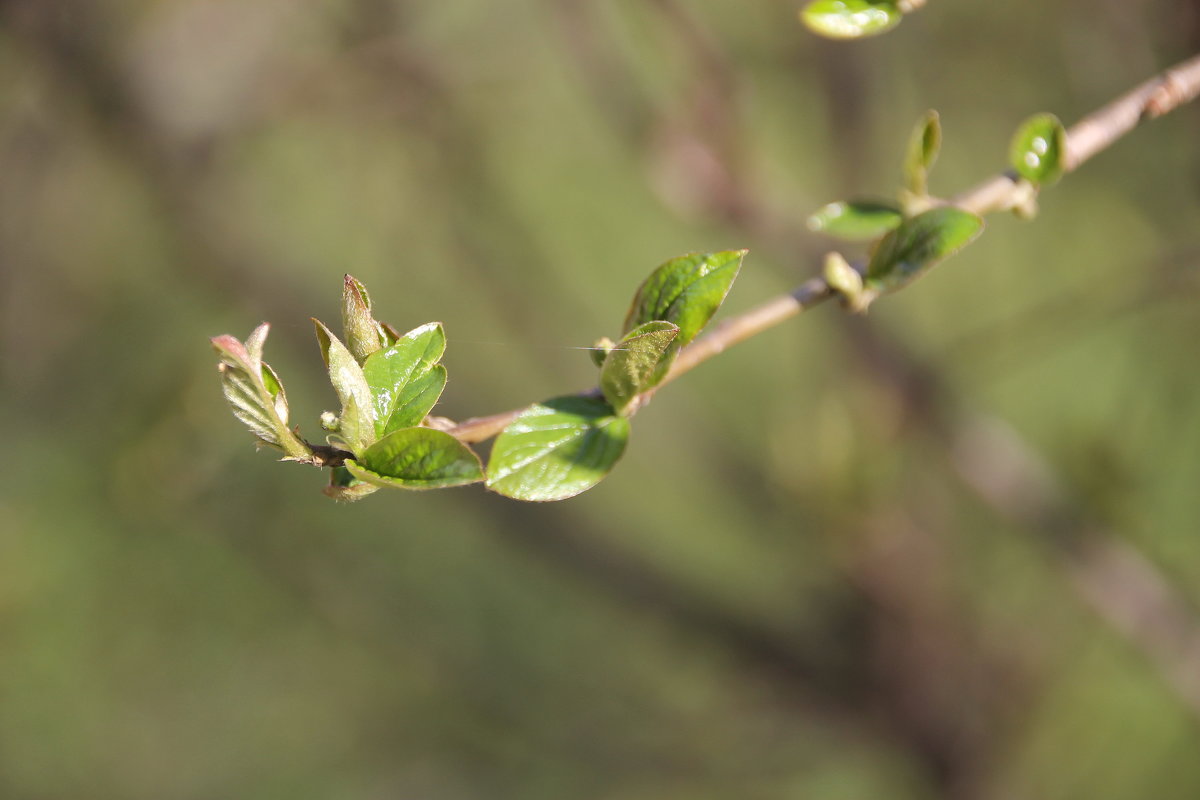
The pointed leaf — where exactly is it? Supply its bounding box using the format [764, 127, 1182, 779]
[211, 324, 311, 460]
[218, 364, 279, 444]
[600, 321, 679, 414]
[486, 396, 630, 502]
[313, 319, 376, 454]
[345, 428, 483, 490]
[808, 200, 903, 240]
[362, 322, 448, 436]
[904, 110, 941, 196]
[1010, 112, 1066, 186]
[244, 323, 269, 365]
[625, 250, 744, 346]
[342, 274, 389, 363]
[866, 207, 984, 293]
[260, 362, 290, 424]
[800, 0, 902, 39]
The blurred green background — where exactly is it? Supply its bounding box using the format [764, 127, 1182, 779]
[3, 1, 1200, 798]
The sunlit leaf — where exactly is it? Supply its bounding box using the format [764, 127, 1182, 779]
[260, 362, 289, 424]
[211, 324, 311, 460]
[486, 396, 630, 502]
[625, 250, 744, 346]
[1009, 112, 1066, 186]
[866, 207, 984, 292]
[600, 321, 679, 415]
[800, 0, 902, 39]
[341, 274, 390, 364]
[807, 200, 903, 240]
[313, 318, 376, 454]
[362, 322, 448, 437]
[345, 427, 483, 490]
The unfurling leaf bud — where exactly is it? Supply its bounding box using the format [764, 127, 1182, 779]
[342, 274, 389, 364]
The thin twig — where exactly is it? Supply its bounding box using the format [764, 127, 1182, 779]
[955, 54, 1200, 214]
[447, 52, 1200, 443]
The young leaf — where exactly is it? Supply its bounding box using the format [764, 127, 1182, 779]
[212, 324, 312, 461]
[324, 466, 380, 502]
[1009, 113, 1066, 186]
[344, 427, 483, 490]
[342, 274, 390, 364]
[807, 200, 904, 240]
[625, 250, 745, 346]
[313, 319, 377, 454]
[486, 396, 631, 502]
[904, 110, 941, 197]
[589, 337, 616, 369]
[800, 0, 903, 40]
[866, 207, 984, 293]
[600, 321, 680, 415]
[362, 322, 448, 437]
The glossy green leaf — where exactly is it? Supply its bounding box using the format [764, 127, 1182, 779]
[345, 427, 483, 490]
[800, 0, 902, 39]
[313, 318, 376, 454]
[212, 324, 311, 460]
[486, 396, 631, 502]
[625, 250, 744, 346]
[866, 207, 984, 292]
[904, 110, 941, 196]
[362, 322, 448, 437]
[1009, 113, 1066, 186]
[807, 200, 903, 240]
[600, 321, 680, 415]
[341, 274, 390, 364]
[323, 466, 380, 502]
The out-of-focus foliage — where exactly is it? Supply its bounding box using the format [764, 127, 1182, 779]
[865, 206, 984, 294]
[903, 109, 942, 198]
[808, 199, 904, 239]
[3, 1, 1200, 798]
[800, 0, 906, 39]
[1010, 112, 1068, 185]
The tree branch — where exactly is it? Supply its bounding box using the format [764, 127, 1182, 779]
[447, 52, 1200, 443]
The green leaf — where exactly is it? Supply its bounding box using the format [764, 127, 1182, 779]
[323, 466, 380, 502]
[362, 322, 448, 437]
[486, 396, 631, 502]
[625, 250, 744, 346]
[904, 110, 942, 196]
[341, 274, 390, 364]
[1009, 113, 1066, 186]
[600, 321, 680, 415]
[344, 427, 483, 490]
[807, 200, 903, 240]
[588, 337, 616, 369]
[212, 324, 312, 461]
[800, 0, 902, 39]
[866, 207, 984, 293]
[313, 318, 376, 454]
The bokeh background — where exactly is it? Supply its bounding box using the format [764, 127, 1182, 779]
[3, 1, 1200, 798]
